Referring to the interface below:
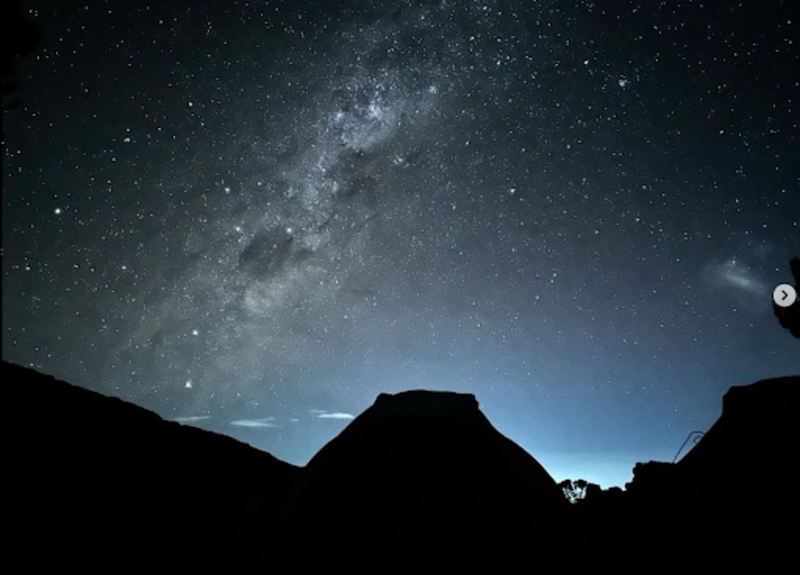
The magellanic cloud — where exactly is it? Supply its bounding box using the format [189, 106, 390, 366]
[711, 257, 768, 296]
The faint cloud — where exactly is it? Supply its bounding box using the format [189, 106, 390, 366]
[316, 411, 355, 420]
[230, 417, 279, 428]
[172, 415, 211, 423]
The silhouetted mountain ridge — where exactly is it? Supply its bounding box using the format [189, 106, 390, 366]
[5, 360, 798, 573]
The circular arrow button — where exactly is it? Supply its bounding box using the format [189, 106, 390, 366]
[773, 284, 797, 308]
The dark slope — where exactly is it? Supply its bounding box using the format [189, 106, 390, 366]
[4, 361, 301, 574]
[584, 376, 800, 574]
[252, 390, 575, 572]
[650, 376, 800, 572]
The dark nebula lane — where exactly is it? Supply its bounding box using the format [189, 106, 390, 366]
[3, 0, 799, 487]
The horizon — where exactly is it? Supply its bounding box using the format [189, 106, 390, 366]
[7, 357, 788, 489]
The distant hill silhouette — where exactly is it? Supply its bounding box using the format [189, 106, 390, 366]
[4, 360, 798, 573]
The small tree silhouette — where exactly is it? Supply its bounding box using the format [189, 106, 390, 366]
[558, 478, 601, 504]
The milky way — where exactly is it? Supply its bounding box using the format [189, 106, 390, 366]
[3, 0, 799, 486]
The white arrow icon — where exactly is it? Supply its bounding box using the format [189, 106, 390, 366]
[773, 284, 797, 308]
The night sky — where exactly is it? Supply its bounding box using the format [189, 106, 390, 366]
[3, 0, 799, 488]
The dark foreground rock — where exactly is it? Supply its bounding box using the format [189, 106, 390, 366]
[572, 375, 800, 574]
[638, 376, 800, 573]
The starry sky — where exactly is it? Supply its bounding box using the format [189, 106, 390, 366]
[3, 0, 799, 488]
